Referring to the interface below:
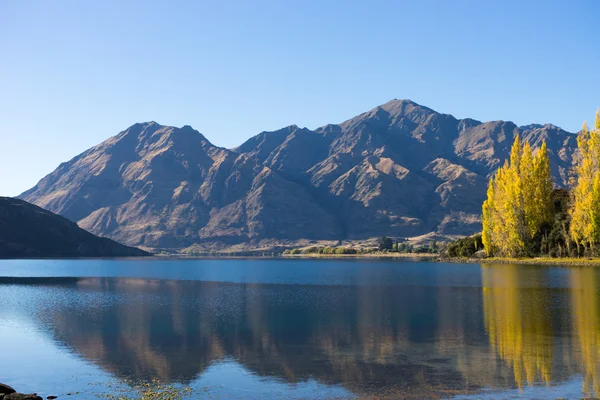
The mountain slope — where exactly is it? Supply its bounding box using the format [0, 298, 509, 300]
[236, 99, 578, 239]
[0, 197, 149, 258]
[19, 100, 580, 250]
[20, 122, 342, 249]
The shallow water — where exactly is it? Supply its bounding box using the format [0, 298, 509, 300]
[0, 259, 598, 399]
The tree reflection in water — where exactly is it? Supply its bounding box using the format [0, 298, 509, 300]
[482, 264, 554, 388]
[570, 267, 600, 397]
[5, 264, 600, 399]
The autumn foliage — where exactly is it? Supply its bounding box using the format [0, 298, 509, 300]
[482, 136, 553, 257]
[483, 111, 600, 258]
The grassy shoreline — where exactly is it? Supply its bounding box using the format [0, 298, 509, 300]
[155, 253, 600, 266]
[441, 256, 600, 266]
[282, 252, 438, 259]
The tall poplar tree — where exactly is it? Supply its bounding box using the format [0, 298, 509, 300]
[482, 136, 554, 257]
[570, 111, 600, 254]
[482, 176, 495, 255]
[532, 142, 553, 228]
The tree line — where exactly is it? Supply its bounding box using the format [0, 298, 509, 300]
[377, 236, 439, 253]
[482, 111, 600, 257]
[283, 237, 440, 255]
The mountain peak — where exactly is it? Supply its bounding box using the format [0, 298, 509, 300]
[337, 99, 444, 133]
[520, 123, 564, 132]
[115, 121, 210, 146]
[130, 121, 159, 129]
[379, 99, 436, 115]
[381, 98, 421, 107]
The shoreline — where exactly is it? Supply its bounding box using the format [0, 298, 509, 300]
[440, 256, 600, 267]
[281, 253, 438, 259]
[7, 254, 600, 266]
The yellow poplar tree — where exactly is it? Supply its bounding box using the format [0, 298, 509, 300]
[521, 141, 536, 237]
[570, 111, 600, 254]
[532, 142, 553, 229]
[482, 136, 554, 257]
[482, 176, 495, 255]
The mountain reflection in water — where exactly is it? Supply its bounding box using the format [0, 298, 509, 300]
[2, 263, 600, 399]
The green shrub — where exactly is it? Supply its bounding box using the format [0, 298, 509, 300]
[446, 234, 484, 258]
[378, 236, 394, 250]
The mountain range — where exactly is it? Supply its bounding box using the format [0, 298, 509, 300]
[19, 100, 579, 252]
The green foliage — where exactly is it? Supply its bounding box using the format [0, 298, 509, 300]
[447, 234, 484, 258]
[284, 238, 440, 256]
[540, 188, 578, 257]
[335, 247, 358, 254]
[378, 236, 394, 250]
[412, 245, 430, 254]
[286, 246, 358, 255]
[430, 241, 438, 252]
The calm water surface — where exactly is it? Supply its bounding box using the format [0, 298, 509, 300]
[0, 259, 598, 399]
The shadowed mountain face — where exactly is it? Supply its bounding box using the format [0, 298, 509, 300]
[0, 197, 149, 258]
[19, 101, 579, 250]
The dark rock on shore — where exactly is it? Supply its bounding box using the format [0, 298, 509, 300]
[0, 384, 15, 395]
[0, 384, 46, 400]
[3, 394, 42, 400]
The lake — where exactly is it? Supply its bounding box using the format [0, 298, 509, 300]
[0, 258, 598, 399]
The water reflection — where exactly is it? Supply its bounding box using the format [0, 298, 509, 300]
[570, 267, 600, 396]
[2, 264, 600, 398]
[481, 264, 600, 398]
[482, 265, 554, 388]
[4, 278, 489, 398]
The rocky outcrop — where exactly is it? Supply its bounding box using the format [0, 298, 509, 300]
[0, 384, 15, 396]
[19, 100, 579, 251]
[0, 385, 42, 400]
[0, 197, 150, 258]
[3, 394, 42, 400]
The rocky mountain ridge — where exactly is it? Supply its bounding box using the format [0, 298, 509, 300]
[19, 100, 579, 251]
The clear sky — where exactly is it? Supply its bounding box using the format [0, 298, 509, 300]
[1, 0, 599, 196]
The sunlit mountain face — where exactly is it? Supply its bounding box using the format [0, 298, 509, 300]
[3, 263, 600, 399]
[18, 101, 581, 251]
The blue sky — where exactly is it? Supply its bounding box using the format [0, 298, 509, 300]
[1, 0, 599, 196]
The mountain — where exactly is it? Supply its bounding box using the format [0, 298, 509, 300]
[0, 197, 149, 258]
[19, 100, 579, 251]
